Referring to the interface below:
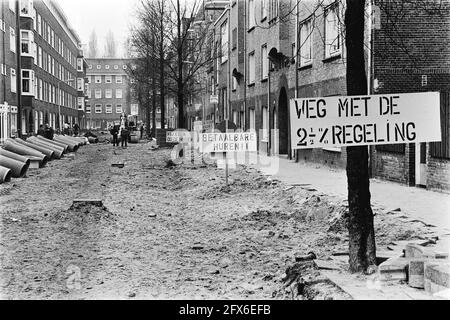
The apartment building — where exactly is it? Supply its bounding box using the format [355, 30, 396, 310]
[370, 0, 450, 191]
[0, 0, 19, 143]
[25, 0, 86, 134]
[197, 0, 450, 192]
[85, 58, 138, 129]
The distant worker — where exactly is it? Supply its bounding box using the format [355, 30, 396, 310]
[110, 125, 119, 147]
[37, 124, 45, 137]
[121, 125, 129, 148]
[63, 122, 70, 135]
[73, 123, 80, 136]
[140, 123, 144, 139]
[44, 124, 54, 140]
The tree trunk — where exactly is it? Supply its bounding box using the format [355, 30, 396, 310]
[176, 0, 185, 129]
[177, 90, 184, 129]
[159, 0, 165, 129]
[345, 0, 377, 273]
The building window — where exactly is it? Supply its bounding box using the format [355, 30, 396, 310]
[105, 75, 112, 83]
[232, 75, 237, 91]
[269, 0, 279, 21]
[105, 65, 110, 70]
[123, 65, 127, 70]
[248, 51, 255, 84]
[105, 89, 112, 98]
[261, 0, 268, 20]
[116, 104, 122, 113]
[10, 68, 16, 93]
[20, 0, 33, 17]
[262, 106, 269, 140]
[116, 89, 122, 99]
[248, 0, 255, 30]
[261, 44, 268, 80]
[39, 79, 43, 99]
[95, 104, 102, 113]
[221, 20, 228, 63]
[77, 78, 84, 91]
[249, 108, 256, 130]
[9, 0, 15, 12]
[95, 89, 101, 99]
[95, 76, 101, 83]
[114, 65, 118, 69]
[105, 104, 112, 113]
[324, 3, 341, 58]
[96, 65, 101, 69]
[9, 27, 16, 52]
[88, 65, 92, 69]
[299, 17, 313, 66]
[232, 27, 237, 50]
[21, 69, 35, 96]
[116, 75, 122, 83]
[85, 104, 91, 113]
[77, 58, 83, 72]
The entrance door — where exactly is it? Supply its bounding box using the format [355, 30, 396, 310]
[278, 87, 289, 155]
[415, 142, 427, 186]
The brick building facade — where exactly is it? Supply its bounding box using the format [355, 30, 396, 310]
[191, 0, 450, 192]
[25, 0, 86, 135]
[370, 0, 450, 192]
[0, 0, 19, 143]
[85, 58, 138, 130]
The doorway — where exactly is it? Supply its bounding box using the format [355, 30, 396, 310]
[415, 142, 427, 187]
[278, 87, 289, 155]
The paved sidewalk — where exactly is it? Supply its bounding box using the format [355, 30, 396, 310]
[252, 154, 450, 236]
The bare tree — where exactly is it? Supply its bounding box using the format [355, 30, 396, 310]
[88, 30, 99, 58]
[104, 30, 117, 58]
[345, 0, 377, 273]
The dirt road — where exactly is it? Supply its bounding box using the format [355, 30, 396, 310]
[0, 140, 436, 299]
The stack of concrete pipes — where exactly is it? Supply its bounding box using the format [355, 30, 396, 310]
[0, 135, 88, 184]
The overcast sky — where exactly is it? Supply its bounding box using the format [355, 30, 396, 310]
[57, 0, 139, 58]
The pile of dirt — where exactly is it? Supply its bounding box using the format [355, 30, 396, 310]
[274, 260, 353, 300]
[49, 202, 117, 224]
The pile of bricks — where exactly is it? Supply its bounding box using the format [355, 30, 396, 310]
[378, 242, 450, 298]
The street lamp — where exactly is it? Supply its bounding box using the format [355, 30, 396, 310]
[57, 78, 74, 132]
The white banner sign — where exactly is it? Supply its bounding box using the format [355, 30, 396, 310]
[200, 132, 257, 153]
[290, 92, 441, 149]
[166, 130, 193, 143]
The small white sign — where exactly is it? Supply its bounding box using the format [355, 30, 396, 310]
[193, 121, 203, 132]
[290, 92, 441, 149]
[210, 95, 219, 104]
[130, 104, 139, 116]
[200, 132, 257, 153]
[166, 130, 193, 143]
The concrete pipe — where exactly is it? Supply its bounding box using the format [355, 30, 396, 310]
[0, 165, 12, 184]
[0, 149, 31, 167]
[54, 136, 79, 152]
[4, 140, 48, 166]
[0, 154, 29, 178]
[37, 135, 69, 152]
[28, 137, 64, 158]
[56, 135, 83, 147]
[14, 138, 56, 159]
